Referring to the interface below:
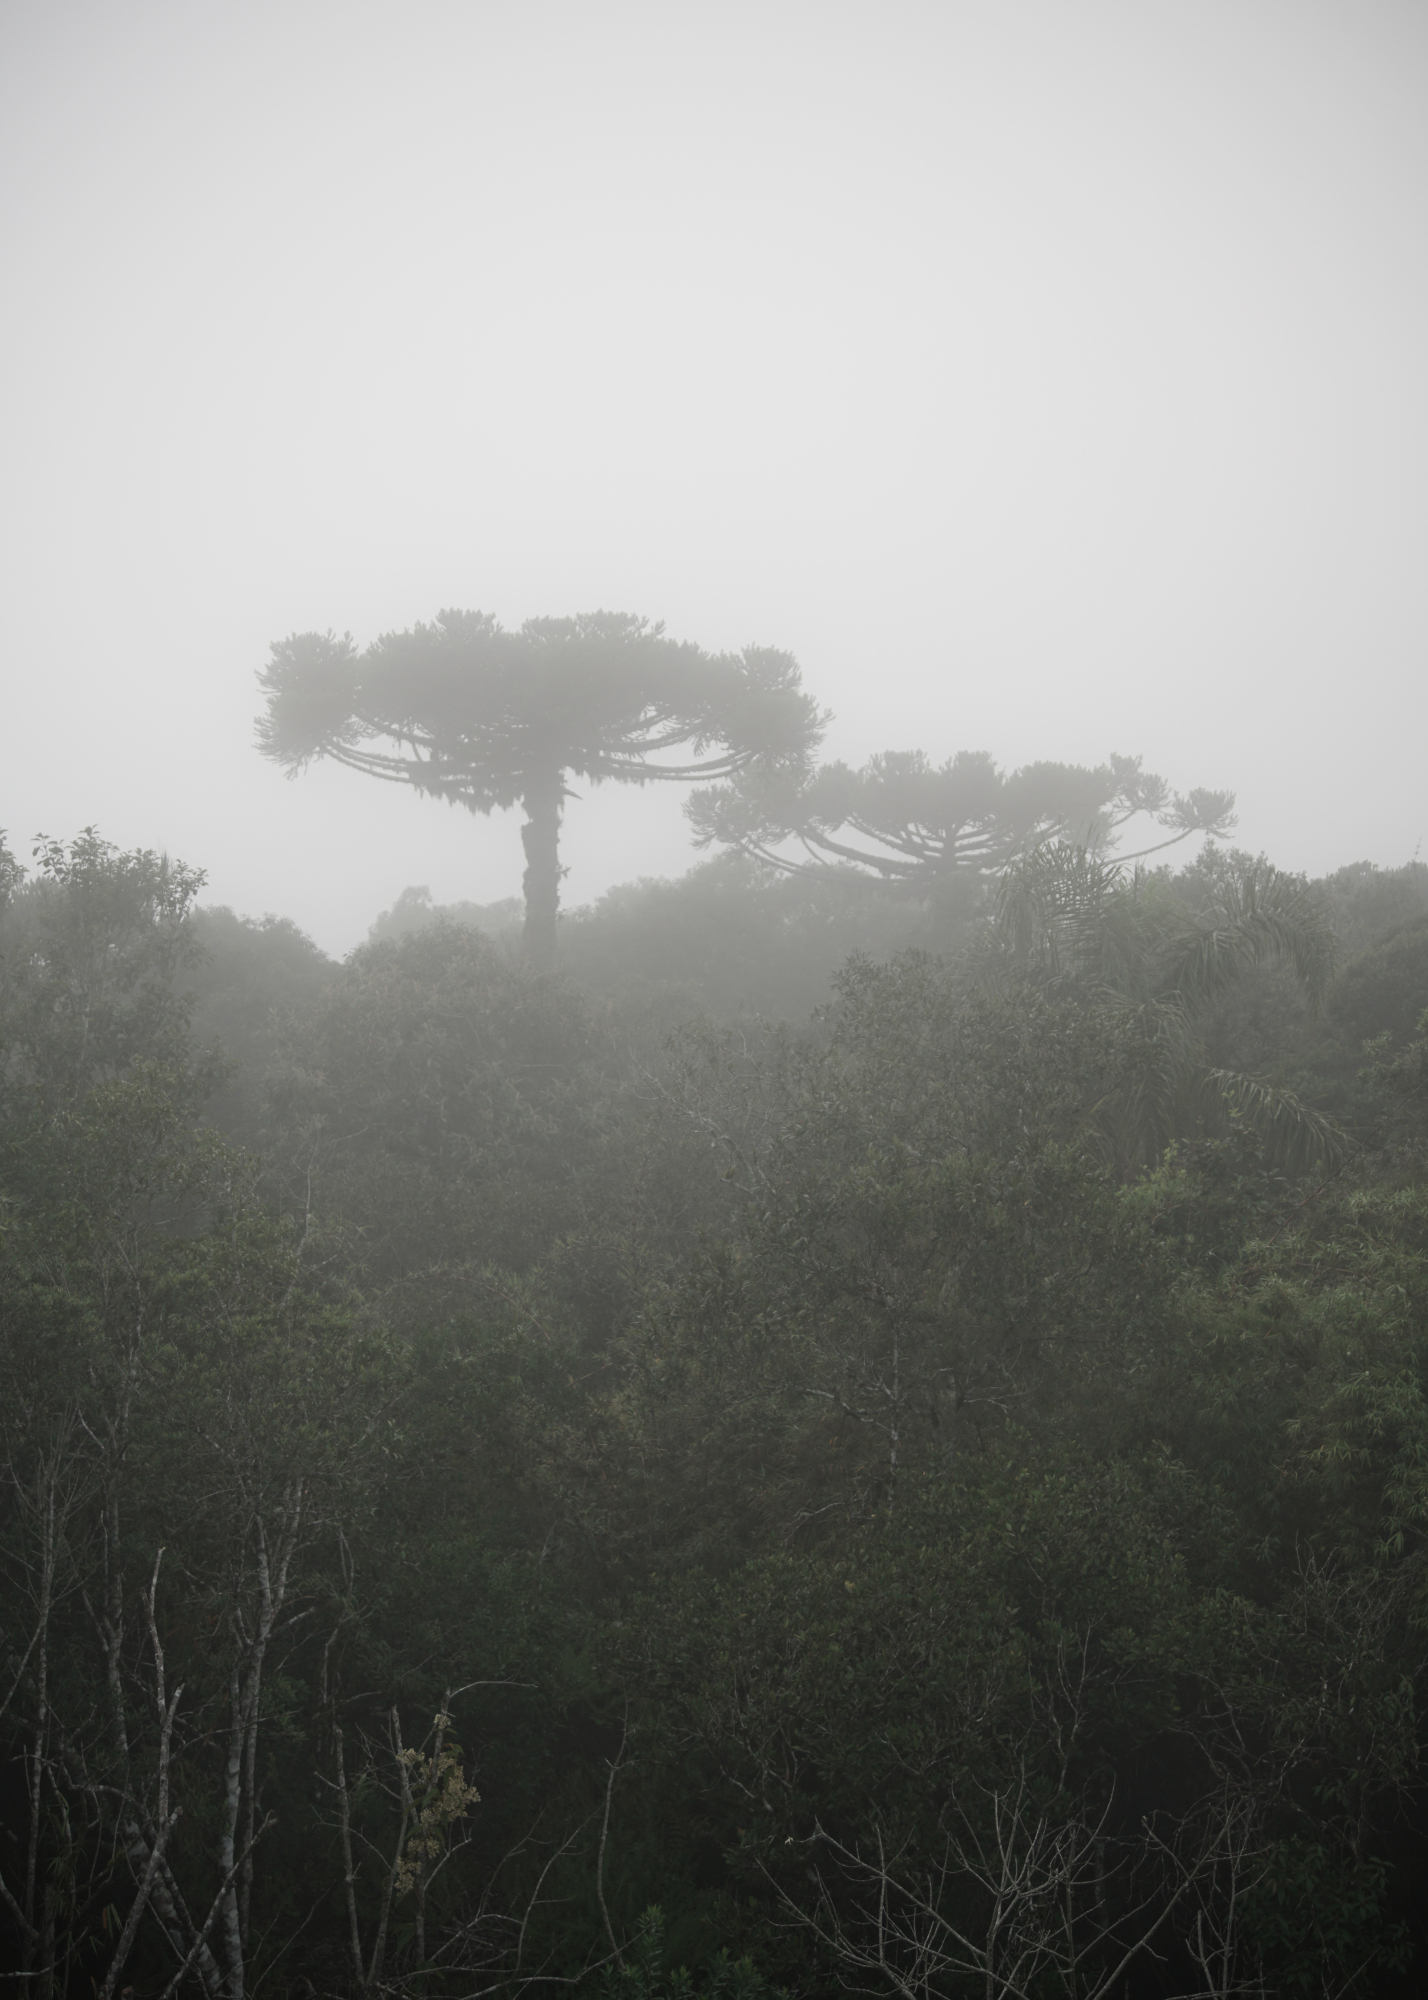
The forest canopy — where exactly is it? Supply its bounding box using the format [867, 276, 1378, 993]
[2, 816, 1427, 1999]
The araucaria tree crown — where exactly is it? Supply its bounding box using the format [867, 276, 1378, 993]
[687, 747, 1237, 882]
[256, 609, 826, 967]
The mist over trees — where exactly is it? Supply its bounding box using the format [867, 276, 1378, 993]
[3, 750, 1428, 1996]
[256, 612, 824, 969]
[255, 612, 1245, 976]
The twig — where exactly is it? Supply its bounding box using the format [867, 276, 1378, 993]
[595, 1714, 628, 1969]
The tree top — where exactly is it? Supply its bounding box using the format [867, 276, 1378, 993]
[256, 609, 827, 811]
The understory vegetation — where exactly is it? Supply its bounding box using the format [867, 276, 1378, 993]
[3, 831, 1427, 1996]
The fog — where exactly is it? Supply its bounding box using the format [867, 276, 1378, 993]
[2, 0, 1424, 957]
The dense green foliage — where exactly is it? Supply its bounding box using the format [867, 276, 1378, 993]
[3, 827, 1427, 1997]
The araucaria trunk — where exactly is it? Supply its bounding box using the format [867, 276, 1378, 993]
[519, 768, 564, 971]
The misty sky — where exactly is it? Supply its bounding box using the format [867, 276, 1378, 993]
[2, 0, 1424, 956]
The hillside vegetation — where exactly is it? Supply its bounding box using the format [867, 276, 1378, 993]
[3, 831, 1427, 1997]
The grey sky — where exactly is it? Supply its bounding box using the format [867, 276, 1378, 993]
[3, 0, 1424, 956]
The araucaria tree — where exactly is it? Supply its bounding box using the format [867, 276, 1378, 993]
[257, 610, 824, 967]
[688, 746, 1237, 884]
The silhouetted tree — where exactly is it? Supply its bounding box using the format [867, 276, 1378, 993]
[257, 610, 824, 968]
[688, 747, 1235, 885]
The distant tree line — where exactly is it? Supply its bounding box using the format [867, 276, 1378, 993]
[257, 608, 1234, 965]
[3, 617, 1426, 1995]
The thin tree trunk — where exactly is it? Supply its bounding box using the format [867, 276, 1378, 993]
[221, 1483, 303, 1997]
[219, 1662, 246, 2000]
[333, 1725, 365, 1992]
[21, 1458, 59, 1974]
[98, 1559, 181, 2000]
[145, 1848, 226, 1999]
[519, 766, 565, 971]
[100, 1466, 129, 1767]
[366, 1708, 412, 1992]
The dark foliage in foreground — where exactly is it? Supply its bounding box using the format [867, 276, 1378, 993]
[2, 830, 1427, 1996]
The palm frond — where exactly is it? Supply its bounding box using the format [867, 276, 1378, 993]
[1202, 1068, 1348, 1172]
[1157, 866, 1337, 1015]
